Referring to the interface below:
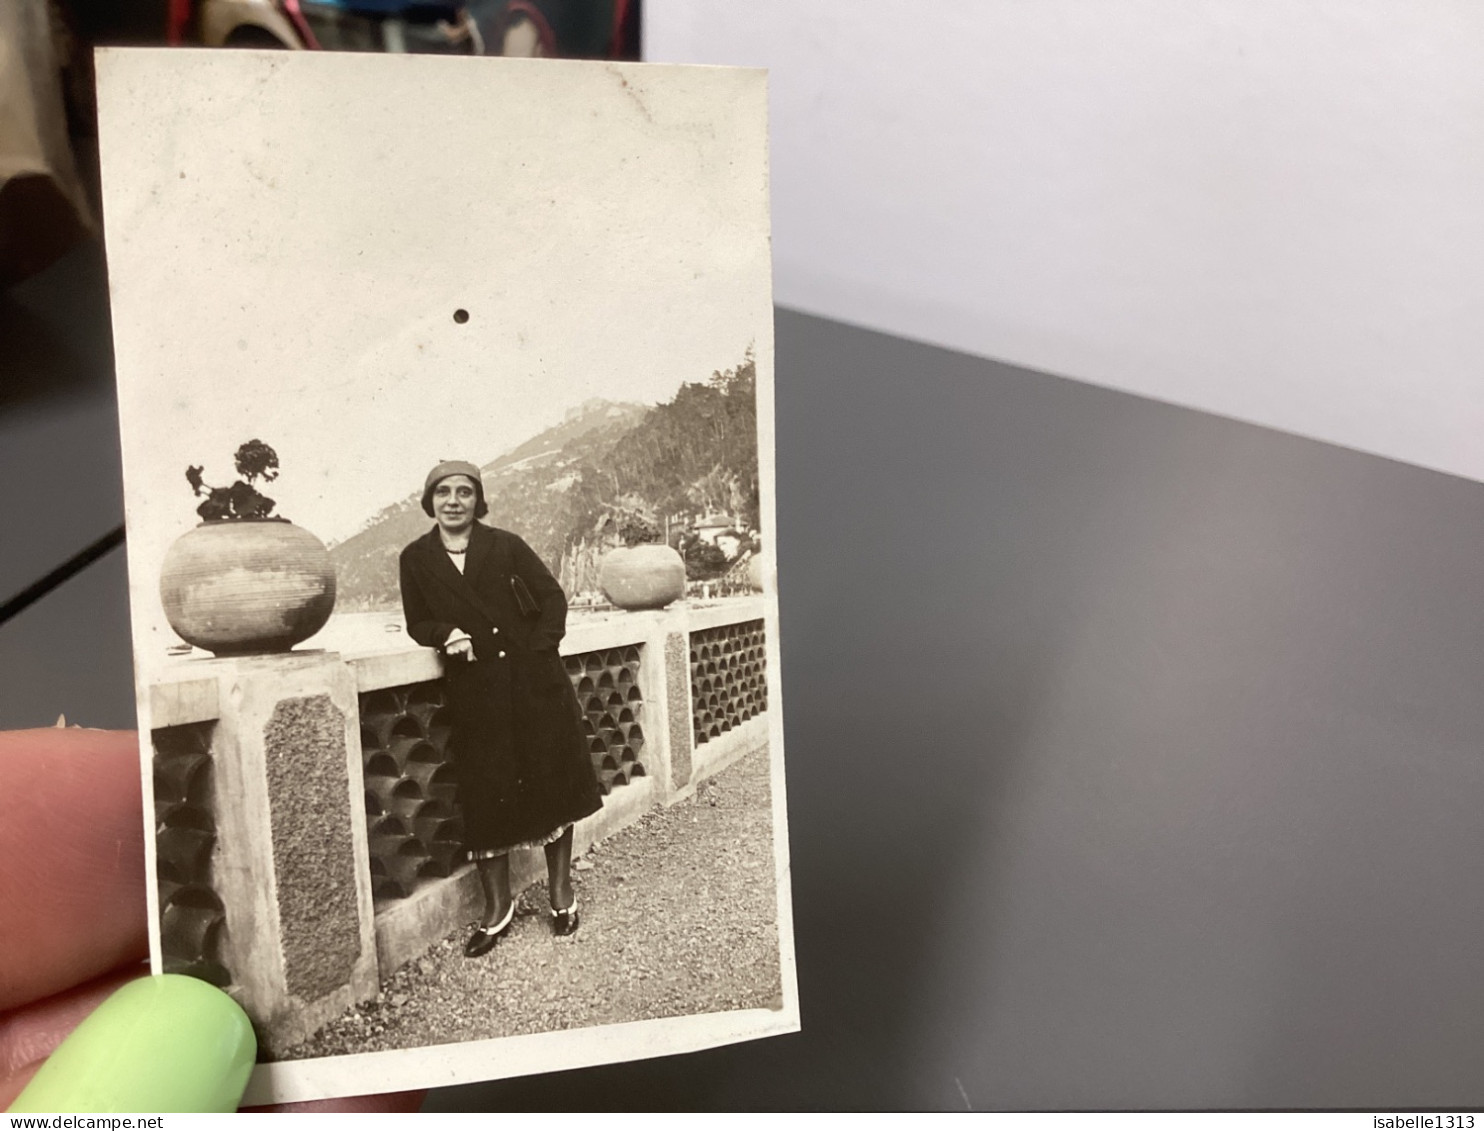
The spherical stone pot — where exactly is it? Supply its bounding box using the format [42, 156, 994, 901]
[600, 545, 686, 610]
[745, 554, 765, 592]
[160, 519, 337, 656]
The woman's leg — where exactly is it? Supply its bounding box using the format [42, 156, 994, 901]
[476, 854, 512, 925]
[543, 826, 575, 911]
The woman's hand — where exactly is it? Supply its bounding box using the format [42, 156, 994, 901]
[442, 629, 476, 663]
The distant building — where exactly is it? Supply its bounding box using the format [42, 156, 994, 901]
[695, 514, 738, 545]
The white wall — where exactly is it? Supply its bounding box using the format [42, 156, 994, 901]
[647, 2, 1484, 484]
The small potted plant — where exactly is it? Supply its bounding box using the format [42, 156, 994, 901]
[159, 440, 337, 656]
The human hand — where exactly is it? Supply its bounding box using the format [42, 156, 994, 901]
[446, 637, 476, 662]
[0, 728, 425, 1113]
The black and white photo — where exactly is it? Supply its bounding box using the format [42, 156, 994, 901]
[96, 47, 792, 1105]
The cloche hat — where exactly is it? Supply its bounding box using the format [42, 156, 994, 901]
[421, 460, 487, 517]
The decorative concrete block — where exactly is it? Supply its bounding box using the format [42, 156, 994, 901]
[566, 645, 648, 795]
[690, 619, 768, 746]
[153, 721, 230, 987]
[357, 681, 454, 902]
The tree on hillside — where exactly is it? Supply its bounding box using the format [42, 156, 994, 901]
[329, 351, 761, 607]
[600, 347, 759, 532]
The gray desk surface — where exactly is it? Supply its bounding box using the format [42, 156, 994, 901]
[3, 245, 1483, 1109]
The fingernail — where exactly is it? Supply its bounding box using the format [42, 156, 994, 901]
[9, 975, 257, 1113]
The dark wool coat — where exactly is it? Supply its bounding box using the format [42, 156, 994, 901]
[399, 523, 602, 853]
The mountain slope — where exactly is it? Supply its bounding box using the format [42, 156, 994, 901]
[330, 400, 646, 611]
[330, 354, 759, 611]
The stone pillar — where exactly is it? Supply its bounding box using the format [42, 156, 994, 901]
[207, 653, 378, 1055]
[660, 627, 694, 793]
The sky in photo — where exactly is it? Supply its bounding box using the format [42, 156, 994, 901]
[100, 52, 771, 658]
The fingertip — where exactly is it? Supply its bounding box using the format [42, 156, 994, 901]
[8, 975, 257, 1114]
[0, 729, 147, 1011]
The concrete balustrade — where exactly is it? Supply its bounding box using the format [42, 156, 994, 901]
[148, 596, 770, 1054]
[151, 654, 379, 1054]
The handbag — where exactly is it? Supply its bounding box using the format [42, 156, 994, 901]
[510, 574, 539, 618]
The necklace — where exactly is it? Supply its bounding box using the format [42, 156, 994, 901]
[445, 546, 467, 555]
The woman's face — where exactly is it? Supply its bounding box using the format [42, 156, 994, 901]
[433, 475, 479, 535]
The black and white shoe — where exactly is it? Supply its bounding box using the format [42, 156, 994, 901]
[463, 900, 516, 958]
[551, 897, 579, 937]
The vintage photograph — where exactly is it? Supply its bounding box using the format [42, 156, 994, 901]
[95, 48, 792, 1104]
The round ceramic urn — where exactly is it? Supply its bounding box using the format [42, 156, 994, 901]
[599, 545, 686, 610]
[745, 554, 765, 592]
[159, 520, 337, 656]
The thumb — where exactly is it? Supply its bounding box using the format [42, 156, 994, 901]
[8, 976, 255, 1113]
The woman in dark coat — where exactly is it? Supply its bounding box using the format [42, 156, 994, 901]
[399, 460, 602, 957]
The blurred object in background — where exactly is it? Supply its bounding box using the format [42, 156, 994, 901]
[0, 0, 96, 288]
[474, 0, 636, 59]
[167, 0, 482, 54]
[1, 0, 639, 282]
[160, 0, 638, 57]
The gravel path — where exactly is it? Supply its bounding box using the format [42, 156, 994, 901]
[285, 745, 781, 1059]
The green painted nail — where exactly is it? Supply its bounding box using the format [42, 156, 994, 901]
[9, 975, 256, 1113]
